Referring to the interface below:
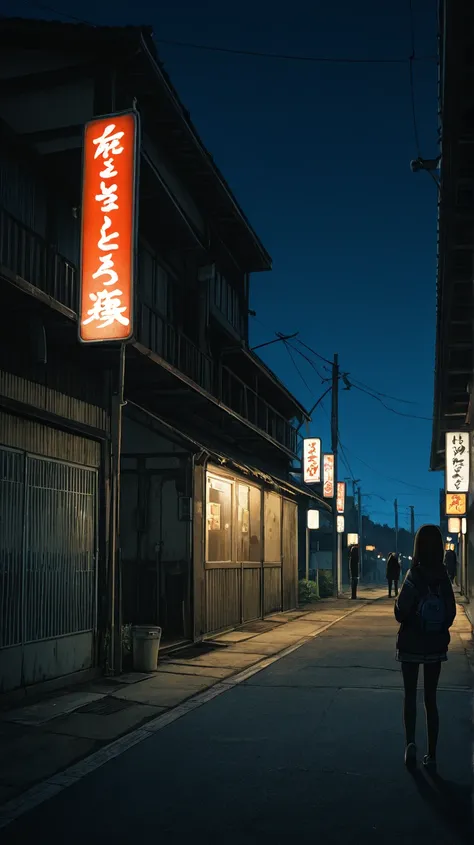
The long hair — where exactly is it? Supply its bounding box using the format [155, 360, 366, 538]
[411, 524, 444, 571]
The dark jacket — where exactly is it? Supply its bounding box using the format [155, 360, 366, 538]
[394, 564, 456, 657]
[444, 550, 457, 578]
[386, 553, 401, 581]
[349, 546, 359, 578]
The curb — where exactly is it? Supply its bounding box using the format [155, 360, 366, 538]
[0, 595, 379, 829]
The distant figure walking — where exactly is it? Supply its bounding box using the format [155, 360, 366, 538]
[395, 525, 456, 773]
[444, 548, 457, 585]
[386, 552, 401, 597]
[349, 544, 360, 600]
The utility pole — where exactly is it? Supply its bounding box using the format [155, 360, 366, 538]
[331, 353, 339, 597]
[357, 486, 363, 579]
[409, 505, 415, 539]
[394, 498, 399, 555]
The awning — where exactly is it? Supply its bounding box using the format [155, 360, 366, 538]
[126, 399, 330, 510]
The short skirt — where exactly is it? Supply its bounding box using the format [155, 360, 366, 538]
[396, 650, 447, 664]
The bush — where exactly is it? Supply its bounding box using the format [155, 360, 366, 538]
[318, 570, 334, 598]
[298, 579, 320, 604]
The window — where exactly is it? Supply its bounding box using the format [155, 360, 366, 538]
[206, 475, 232, 562]
[264, 492, 282, 562]
[138, 245, 170, 317]
[237, 483, 261, 562]
[155, 264, 168, 316]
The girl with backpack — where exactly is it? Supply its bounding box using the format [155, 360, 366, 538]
[394, 524, 456, 773]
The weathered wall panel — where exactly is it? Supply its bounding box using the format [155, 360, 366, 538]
[242, 567, 261, 622]
[205, 567, 240, 633]
[0, 410, 101, 466]
[282, 499, 298, 611]
[263, 566, 282, 615]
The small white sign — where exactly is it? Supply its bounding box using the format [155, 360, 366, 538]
[445, 432, 470, 493]
[337, 515, 345, 534]
[307, 510, 320, 530]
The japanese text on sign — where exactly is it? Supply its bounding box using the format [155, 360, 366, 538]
[445, 493, 467, 516]
[303, 438, 321, 484]
[337, 515, 345, 534]
[79, 112, 138, 342]
[323, 454, 334, 498]
[336, 481, 345, 514]
[445, 432, 470, 494]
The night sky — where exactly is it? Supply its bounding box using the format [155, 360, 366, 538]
[11, 0, 441, 529]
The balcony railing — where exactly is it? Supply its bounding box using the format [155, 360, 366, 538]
[137, 301, 214, 394]
[0, 207, 77, 312]
[0, 207, 298, 455]
[220, 365, 298, 455]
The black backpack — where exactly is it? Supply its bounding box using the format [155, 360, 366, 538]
[416, 583, 447, 634]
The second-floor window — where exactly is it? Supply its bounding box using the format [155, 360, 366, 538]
[139, 245, 170, 319]
[214, 271, 241, 334]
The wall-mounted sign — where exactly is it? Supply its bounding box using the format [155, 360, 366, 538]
[347, 533, 359, 546]
[307, 510, 320, 530]
[445, 432, 470, 493]
[337, 515, 345, 534]
[79, 111, 139, 343]
[447, 517, 461, 534]
[445, 493, 466, 516]
[303, 437, 321, 484]
[336, 481, 345, 514]
[366, 545, 375, 552]
[462, 517, 467, 535]
[323, 454, 334, 498]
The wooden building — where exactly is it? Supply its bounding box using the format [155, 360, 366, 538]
[0, 18, 327, 693]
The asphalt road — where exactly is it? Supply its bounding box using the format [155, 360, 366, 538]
[3, 597, 473, 845]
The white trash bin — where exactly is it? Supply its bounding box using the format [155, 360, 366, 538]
[131, 626, 162, 673]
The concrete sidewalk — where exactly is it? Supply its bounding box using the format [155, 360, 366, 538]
[0, 587, 385, 809]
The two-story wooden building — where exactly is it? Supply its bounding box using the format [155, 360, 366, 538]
[0, 18, 328, 693]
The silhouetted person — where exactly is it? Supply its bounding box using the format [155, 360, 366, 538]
[444, 548, 457, 584]
[386, 552, 401, 597]
[349, 544, 360, 599]
[395, 524, 456, 773]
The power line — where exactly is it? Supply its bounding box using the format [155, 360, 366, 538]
[349, 377, 418, 406]
[17, 4, 437, 67]
[283, 341, 313, 396]
[285, 341, 327, 382]
[337, 429, 356, 482]
[347, 448, 439, 493]
[155, 38, 436, 66]
[25, 2, 92, 24]
[351, 384, 432, 421]
[251, 317, 432, 422]
[294, 338, 333, 368]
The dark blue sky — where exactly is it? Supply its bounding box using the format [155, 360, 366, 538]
[17, 0, 441, 529]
